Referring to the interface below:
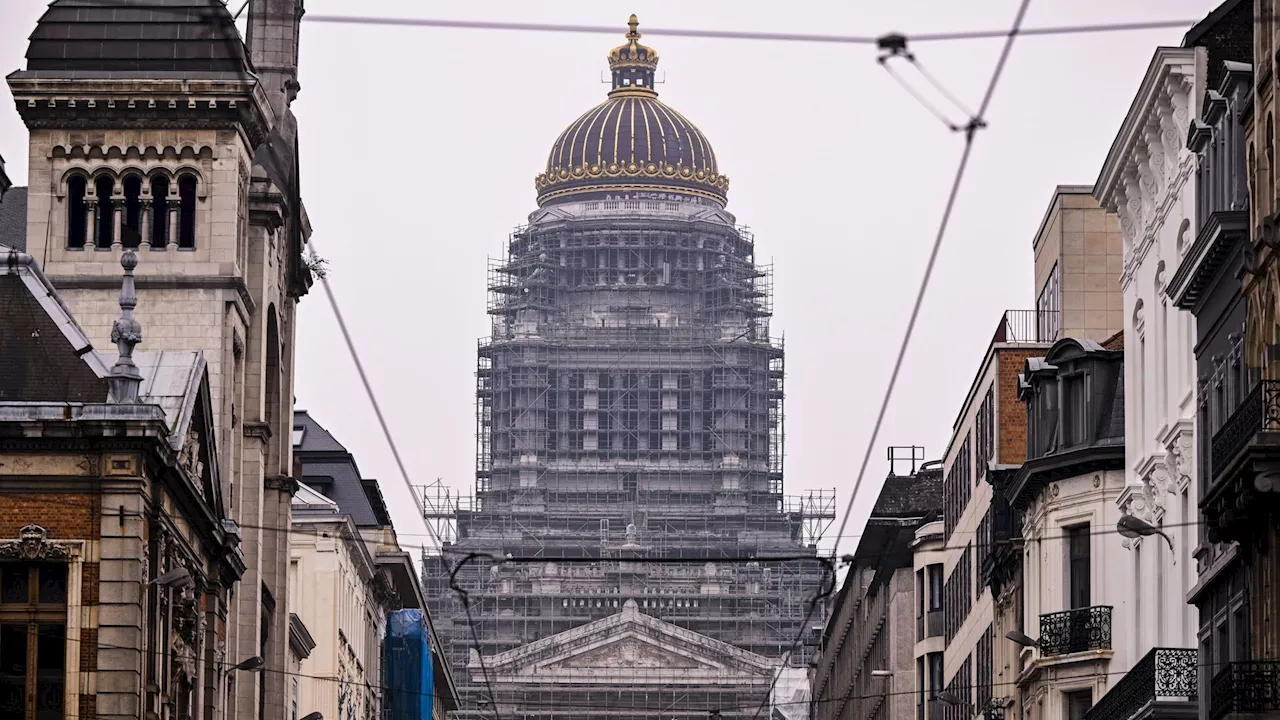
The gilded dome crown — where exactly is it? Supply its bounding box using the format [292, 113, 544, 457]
[608, 15, 659, 73]
[534, 15, 729, 208]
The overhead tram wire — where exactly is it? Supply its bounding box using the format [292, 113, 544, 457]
[828, 0, 1032, 564]
[308, 238, 444, 555]
[301, 13, 1207, 45]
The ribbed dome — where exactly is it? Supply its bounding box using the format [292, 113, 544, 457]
[25, 0, 250, 76]
[535, 17, 728, 208]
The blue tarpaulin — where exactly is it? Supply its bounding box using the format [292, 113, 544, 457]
[386, 609, 435, 720]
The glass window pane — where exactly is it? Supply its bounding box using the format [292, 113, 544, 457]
[35, 623, 64, 720]
[39, 566, 67, 605]
[2, 565, 30, 604]
[0, 624, 27, 715]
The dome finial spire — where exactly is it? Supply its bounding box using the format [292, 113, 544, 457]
[608, 13, 659, 97]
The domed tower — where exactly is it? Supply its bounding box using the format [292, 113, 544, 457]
[423, 18, 832, 720]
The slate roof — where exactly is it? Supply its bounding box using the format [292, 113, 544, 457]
[293, 410, 391, 528]
[24, 0, 252, 76]
[869, 465, 943, 519]
[0, 246, 207, 449]
[0, 188, 28, 252]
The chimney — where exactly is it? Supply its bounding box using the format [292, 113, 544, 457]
[107, 249, 143, 404]
[246, 0, 305, 120]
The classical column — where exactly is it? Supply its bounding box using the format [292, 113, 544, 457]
[112, 195, 123, 249]
[86, 196, 100, 249]
[167, 196, 179, 251]
[141, 199, 153, 250]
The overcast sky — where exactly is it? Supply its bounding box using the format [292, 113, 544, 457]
[0, 0, 1220, 559]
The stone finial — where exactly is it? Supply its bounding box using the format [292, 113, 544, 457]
[107, 249, 143, 404]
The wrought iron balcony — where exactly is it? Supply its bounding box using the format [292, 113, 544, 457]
[1210, 380, 1280, 480]
[1209, 660, 1280, 720]
[1084, 647, 1196, 720]
[1038, 606, 1112, 657]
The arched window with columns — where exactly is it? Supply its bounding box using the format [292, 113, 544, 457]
[122, 174, 142, 248]
[150, 175, 170, 248]
[94, 175, 114, 248]
[66, 175, 87, 248]
[177, 174, 197, 249]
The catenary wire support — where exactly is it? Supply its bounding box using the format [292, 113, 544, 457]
[831, 0, 1032, 566]
[876, 33, 979, 133]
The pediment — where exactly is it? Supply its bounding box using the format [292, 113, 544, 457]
[475, 599, 777, 683]
[549, 635, 706, 670]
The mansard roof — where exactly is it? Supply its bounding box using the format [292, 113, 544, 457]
[293, 410, 392, 527]
[474, 599, 778, 684]
[24, 0, 252, 77]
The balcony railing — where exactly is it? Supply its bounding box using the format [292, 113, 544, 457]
[1039, 606, 1112, 656]
[1084, 647, 1196, 720]
[1209, 660, 1280, 720]
[1210, 380, 1280, 479]
[991, 309, 1058, 345]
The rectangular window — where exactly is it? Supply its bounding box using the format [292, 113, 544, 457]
[1067, 525, 1091, 609]
[1037, 262, 1061, 342]
[928, 564, 944, 611]
[0, 563, 68, 720]
[1064, 689, 1092, 720]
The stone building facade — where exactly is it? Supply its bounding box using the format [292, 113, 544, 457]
[1170, 52, 1253, 720]
[4, 1, 313, 718]
[811, 457, 941, 720]
[0, 246, 245, 720]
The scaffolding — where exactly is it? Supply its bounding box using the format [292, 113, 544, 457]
[420, 207, 833, 720]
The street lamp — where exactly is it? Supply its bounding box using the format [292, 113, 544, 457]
[224, 656, 264, 677]
[151, 567, 193, 589]
[1116, 514, 1175, 554]
[1005, 630, 1039, 648]
[300, 713, 323, 720]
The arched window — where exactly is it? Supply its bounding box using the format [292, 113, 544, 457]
[94, 175, 114, 248]
[150, 175, 169, 248]
[122, 175, 142, 248]
[1267, 114, 1275, 214]
[178, 174, 197, 249]
[1249, 144, 1257, 213]
[66, 175, 87, 248]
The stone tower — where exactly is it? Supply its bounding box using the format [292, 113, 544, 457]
[7, 1, 311, 717]
[421, 18, 833, 720]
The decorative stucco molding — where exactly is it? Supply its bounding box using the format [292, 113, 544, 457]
[1094, 48, 1199, 282]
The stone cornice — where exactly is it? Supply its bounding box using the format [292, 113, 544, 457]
[5, 74, 275, 151]
[1095, 48, 1199, 276]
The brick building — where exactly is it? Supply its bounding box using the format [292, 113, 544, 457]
[0, 246, 245, 719]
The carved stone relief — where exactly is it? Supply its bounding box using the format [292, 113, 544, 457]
[0, 525, 73, 561]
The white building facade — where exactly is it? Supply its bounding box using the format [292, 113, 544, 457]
[1094, 46, 1201, 658]
[290, 485, 392, 720]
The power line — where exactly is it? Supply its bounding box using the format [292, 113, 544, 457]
[830, 0, 1032, 560]
[301, 13, 1203, 46]
[309, 239, 444, 555]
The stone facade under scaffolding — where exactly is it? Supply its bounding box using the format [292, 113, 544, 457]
[419, 17, 834, 720]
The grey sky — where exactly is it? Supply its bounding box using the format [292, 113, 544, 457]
[0, 0, 1218, 558]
